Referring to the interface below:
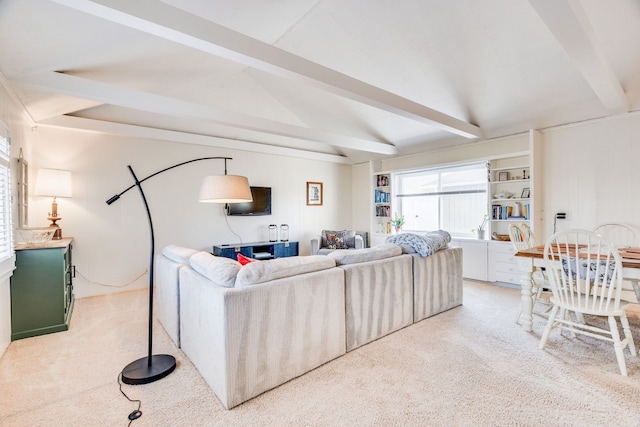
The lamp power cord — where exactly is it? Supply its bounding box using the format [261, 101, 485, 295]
[118, 372, 142, 425]
[75, 268, 147, 288]
[222, 204, 243, 244]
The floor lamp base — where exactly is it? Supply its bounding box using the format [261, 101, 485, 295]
[121, 354, 176, 385]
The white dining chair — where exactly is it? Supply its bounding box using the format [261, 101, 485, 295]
[509, 224, 551, 324]
[593, 223, 640, 302]
[518, 222, 536, 247]
[593, 223, 640, 247]
[539, 229, 637, 376]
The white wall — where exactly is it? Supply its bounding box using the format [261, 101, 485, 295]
[539, 112, 640, 238]
[354, 112, 640, 247]
[30, 127, 353, 298]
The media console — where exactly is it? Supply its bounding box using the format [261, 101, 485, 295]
[213, 241, 299, 261]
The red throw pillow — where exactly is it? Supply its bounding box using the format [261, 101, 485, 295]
[237, 253, 258, 266]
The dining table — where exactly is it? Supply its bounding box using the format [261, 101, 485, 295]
[514, 245, 640, 331]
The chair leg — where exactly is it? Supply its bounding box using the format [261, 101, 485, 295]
[539, 305, 559, 349]
[608, 316, 628, 376]
[620, 313, 637, 357]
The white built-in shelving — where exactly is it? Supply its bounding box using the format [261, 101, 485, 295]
[488, 155, 532, 237]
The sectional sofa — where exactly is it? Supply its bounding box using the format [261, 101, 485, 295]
[156, 241, 463, 409]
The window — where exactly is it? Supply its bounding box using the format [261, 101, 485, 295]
[0, 121, 12, 262]
[394, 162, 487, 236]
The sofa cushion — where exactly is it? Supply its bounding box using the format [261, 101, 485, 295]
[327, 243, 402, 265]
[322, 230, 356, 249]
[235, 255, 336, 287]
[162, 245, 199, 264]
[189, 252, 242, 288]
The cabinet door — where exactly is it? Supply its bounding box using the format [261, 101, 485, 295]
[11, 248, 66, 339]
[488, 242, 520, 285]
[450, 239, 488, 281]
[274, 242, 298, 258]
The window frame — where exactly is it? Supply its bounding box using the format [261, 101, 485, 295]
[393, 162, 488, 237]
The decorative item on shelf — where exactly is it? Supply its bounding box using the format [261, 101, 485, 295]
[34, 168, 72, 240]
[472, 214, 488, 239]
[390, 212, 405, 234]
[492, 232, 510, 241]
[493, 191, 514, 199]
[521, 187, 530, 198]
[269, 224, 277, 242]
[14, 227, 56, 245]
[105, 156, 251, 385]
[498, 171, 509, 181]
[280, 224, 289, 242]
[512, 202, 521, 217]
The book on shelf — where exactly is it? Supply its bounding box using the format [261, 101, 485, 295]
[375, 205, 390, 217]
[374, 189, 390, 203]
[492, 203, 531, 220]
[376, 175, 389, 186]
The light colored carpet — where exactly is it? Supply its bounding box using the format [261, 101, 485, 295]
[2, 281, 640, 426]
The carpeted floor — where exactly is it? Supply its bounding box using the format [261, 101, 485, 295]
[2, 280, 640, 426]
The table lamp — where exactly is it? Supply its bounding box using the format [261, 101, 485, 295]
[34, 168, 72, 239]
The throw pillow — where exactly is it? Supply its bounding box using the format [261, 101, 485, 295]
[326, 232, 348, 249]
[237, 253, 258, 266]
[322, 230, 354, 249]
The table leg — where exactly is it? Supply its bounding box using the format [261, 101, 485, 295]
[516, 258, 534, 332]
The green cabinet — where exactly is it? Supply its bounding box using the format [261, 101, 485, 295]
[10, 238, 74, 340]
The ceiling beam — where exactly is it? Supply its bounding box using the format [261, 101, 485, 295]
[49, 0, 483, 139]
[39, 115, 354, 164]
[529, 0, 628, 114]
[15, 71, 398, 155]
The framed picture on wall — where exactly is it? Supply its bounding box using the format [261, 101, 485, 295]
[306, 182, 323, 206]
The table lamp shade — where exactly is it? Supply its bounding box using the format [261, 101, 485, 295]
[35, 169, 72, 198]
[199, 175, 252, 203]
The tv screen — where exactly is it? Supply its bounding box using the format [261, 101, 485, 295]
[226, 186, 272, 216]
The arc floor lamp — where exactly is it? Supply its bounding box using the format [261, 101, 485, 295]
[106, 157, 252, 385]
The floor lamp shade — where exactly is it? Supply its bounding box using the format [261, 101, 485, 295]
[199, 175, 252, 203]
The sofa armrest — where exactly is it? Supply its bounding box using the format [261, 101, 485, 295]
[310, 235, 321, 255]
[354, 235, 364, 249]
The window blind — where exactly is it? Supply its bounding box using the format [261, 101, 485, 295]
[0, 121, 12, 261]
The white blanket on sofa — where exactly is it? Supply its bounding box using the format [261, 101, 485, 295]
[385, 230, 451, 256]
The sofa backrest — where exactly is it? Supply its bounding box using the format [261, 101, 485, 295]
[188, 251, 337, 288]
[190, 252, 242, 288]
[162, 244, 199, 264]
[327, 243, 402, 265]
[235, 255, 336, 287]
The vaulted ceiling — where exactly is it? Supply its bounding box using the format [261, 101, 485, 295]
[1, 0, 639, 164]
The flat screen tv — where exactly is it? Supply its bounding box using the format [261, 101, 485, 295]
[226, 186, 272, 216]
